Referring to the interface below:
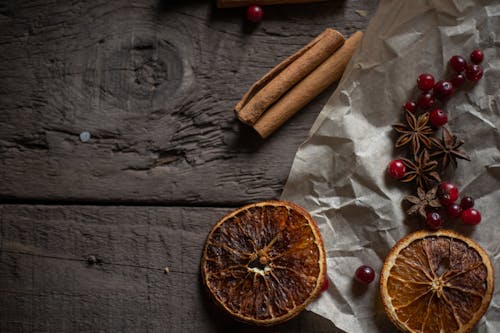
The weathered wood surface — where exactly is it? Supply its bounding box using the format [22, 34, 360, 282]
[0, 204, 344, 332]
[0, 0, 377, 205]
[0, 0, 377, 331]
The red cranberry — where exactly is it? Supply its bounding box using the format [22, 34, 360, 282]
[417, 92, 435, 109]
[417, 73, 435, 91]
[447, 203, 463, 218]
[429, 108, 448, 127]
[461, 208, 481, 225]
[355, 265, 375, 284]
[451, 73, 465, 87]
[465, 64, 483, 82]
[460, 196, 475, 209]
[438, 182, 459, 206]
[470, 49, 484, 64]
[425, 211, 443, 230]
[449, 55, 467, 72]
[246, 5, 263, 23]
[433, 80, 455, 100]
[387, 159, 406, 179]
[320, 278, 329, 292]
[404, 101, 417, 113]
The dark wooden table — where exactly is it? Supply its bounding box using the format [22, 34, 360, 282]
[0, 1, 377, 331]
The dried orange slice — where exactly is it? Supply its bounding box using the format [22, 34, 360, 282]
[201, 201, 326, 326]
[380, 229, 494, 333]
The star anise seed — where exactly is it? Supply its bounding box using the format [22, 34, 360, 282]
[404, 186, 442, 218]
[400, 150, 441, 190]
[393, 111, 435, 158]
[430, 127, 470, 171]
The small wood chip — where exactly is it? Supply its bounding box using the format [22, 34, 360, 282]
[355, 10, 368, 17]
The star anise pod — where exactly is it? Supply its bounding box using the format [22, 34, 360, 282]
[400, 150, 441, 189]
[393, 111, 435, 158]
[404, 186, 442, 218]
[430, 127, 470, 170]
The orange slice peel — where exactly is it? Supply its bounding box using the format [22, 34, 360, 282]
[380, 229, 494, 333]
[201, 201, 326, 326]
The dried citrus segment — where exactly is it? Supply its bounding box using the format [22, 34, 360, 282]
[201, 201, 326, 326]
[380, 229, 494, 333]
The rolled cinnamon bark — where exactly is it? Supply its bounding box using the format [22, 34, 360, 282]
[235, 29, 345, 125]
[253, 31, 364, 139]
[217, 0, 326, 8]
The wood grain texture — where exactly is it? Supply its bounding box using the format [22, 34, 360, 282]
[0, 204, 343, 332]
[1, 1, 376, 331]
[0, 0, 377, 205]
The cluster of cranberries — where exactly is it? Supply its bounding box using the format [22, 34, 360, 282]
[387, 49, 485, 231]
[425, 182, 482, 229]
[361, 50, 485, 286]
[403, 49, 484, 127]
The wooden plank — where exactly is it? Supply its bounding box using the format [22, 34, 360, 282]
[216, 0, 326, 8]
[0, 0, 376, 204]
[0, 204, 342, 332]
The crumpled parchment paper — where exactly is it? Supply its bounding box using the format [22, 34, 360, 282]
[281, 0, 500, 332]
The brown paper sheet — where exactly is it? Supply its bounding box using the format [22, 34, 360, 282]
[281, 0, 500, 331]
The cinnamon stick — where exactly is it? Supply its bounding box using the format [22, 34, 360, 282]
[217, 0, 326, 8]
[235, 29, 345, 125]
[253, 31, 364, 138]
